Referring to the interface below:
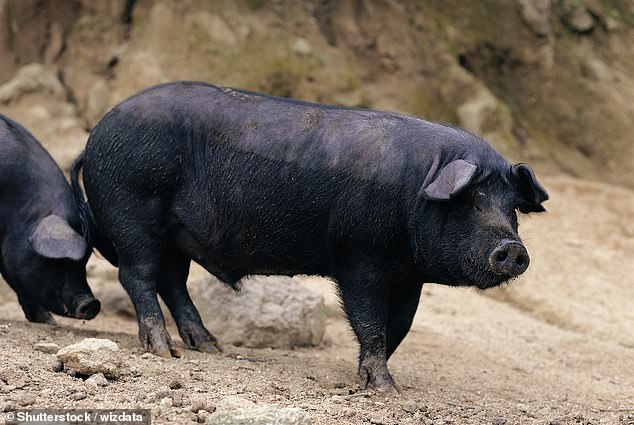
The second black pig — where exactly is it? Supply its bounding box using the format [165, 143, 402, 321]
[0, 114, 100, 324]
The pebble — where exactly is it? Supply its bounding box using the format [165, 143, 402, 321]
[330, 395, 346, 404]
[169, 389, 187, 408]
[85, 373, 108, 389]
[292, 38, 313, 56]
[133, 389, 148, 403]
[197, 409, 210, 423]
[191, 396, 215, 414]
[15, 393, 36, 407]
[69, 391, 87, 401]
[152, 387, 172, 402]
[215, 395, 255, 410]
[0, 383, 17, 392]
[169, 380, 183, 390]
[159, 397, 173, 415]
[34, 342, 61, 354]
[51, 360, 64, 373]
[402, 399, 418, 413]
[369, 417, 391, 425]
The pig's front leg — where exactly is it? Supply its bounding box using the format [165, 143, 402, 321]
[335, 257, 398, 393]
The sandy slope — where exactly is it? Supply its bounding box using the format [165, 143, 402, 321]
[1, 174, 632, 424]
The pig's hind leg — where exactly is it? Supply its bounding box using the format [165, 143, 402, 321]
[109, 199, 182, 358]
[156, 249, 222, 353]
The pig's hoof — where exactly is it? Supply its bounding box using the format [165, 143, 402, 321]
[371, 381, 400, 394]
[179, 324, 222, 354]
[360, 366, 400, 394]
[196, 340, 222, 354]
[147, 341, 183, 358]
[141, 327, 182, 358]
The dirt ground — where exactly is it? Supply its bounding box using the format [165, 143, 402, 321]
[1, 3, 633, 423]
[0, 174, 632, 425]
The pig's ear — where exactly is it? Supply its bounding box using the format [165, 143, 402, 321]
[423, 159, 478, 200]
[511, 163, 549, 213]
[29, 215, 87, 261]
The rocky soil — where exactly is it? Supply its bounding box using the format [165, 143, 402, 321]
[0, 0, 633, 424]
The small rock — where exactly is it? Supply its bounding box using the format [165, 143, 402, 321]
[492, 418, 508, 425]
[34, 342, 61, 354]
[169, 380, 183, 390]
[330, 395, 345, 404]
[152, 387, 172, 402]
[187, 12, 238, 46]
[0, 63, 66, 104]
[0, 399, 14, 412]
[292, 38, 313, 56]
[51, 360, 64, 373]
[402, 399, 418, 413]
[0, 324, 10, 333]
[569, 8, 594, 32]
[159, 397, 173, 415]
[70, 391, 87, 401]
[15, 392, 36, 407]
[216, 396, 256, 411]
[169, 389, 187, 408]
[134, 389, 148, 403]
[562, 0, 595, 33]
[191, 396, 215, 414]
[370, 416, 391, 425]
[84, 379, 98, 392]
[197, 409, 211, 423]
[56, 338, 126, 378]
[605, 16, 621, 31]
[517, 0, 552, 36]
[457, 85, 512, 136]
[85, 373, 108, 388]
[0, 384, 16, 392]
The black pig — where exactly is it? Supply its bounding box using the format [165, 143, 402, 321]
[0, 115, 100, 323]
[73, 82, 547, 392]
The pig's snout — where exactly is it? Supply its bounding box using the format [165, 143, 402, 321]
[489, 239, 529, 277]
[70, 295, 101, 320]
